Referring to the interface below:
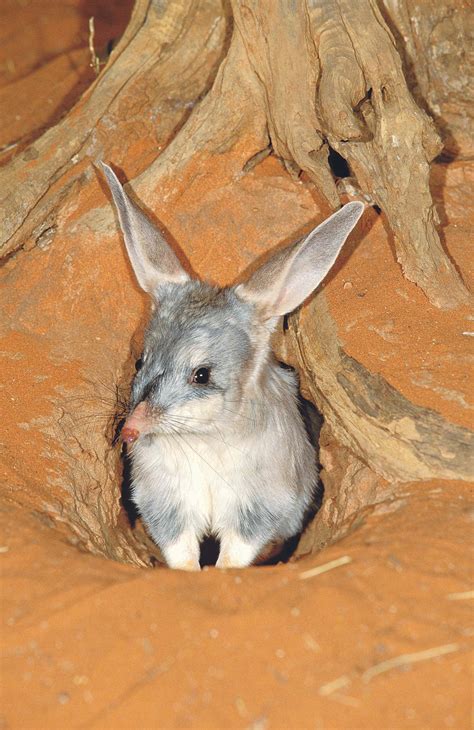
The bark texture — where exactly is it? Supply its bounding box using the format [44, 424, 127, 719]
[307, 0, 469, 309]
[381, 0, 474, 159]
[276, 300, 474, 485]
[0, 0, 228, 258]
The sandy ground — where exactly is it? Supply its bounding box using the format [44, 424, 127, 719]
[2, 481, 473, 729]
[1, 2, 473, 729]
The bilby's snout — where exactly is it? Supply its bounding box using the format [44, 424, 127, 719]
[121, 401, 157, 443]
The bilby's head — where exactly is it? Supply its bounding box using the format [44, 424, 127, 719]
[100, 163, 364, 442]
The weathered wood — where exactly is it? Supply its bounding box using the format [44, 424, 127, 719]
[309, 0, 470, 309]
[277, 296, 473, 483]
[1, 0, 469, 308]
[0, 0, 226, 257]
[231, 0, 339, 207]
[381, 0, 474, 159]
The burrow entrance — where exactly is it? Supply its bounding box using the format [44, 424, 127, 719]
[111, 357, 391, 570]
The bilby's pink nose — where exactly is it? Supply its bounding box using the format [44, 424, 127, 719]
[121, 402, 148, 444]
[121, 427, 140, 444]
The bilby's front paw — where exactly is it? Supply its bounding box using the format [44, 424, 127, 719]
[216, 533, 261, 569]
[215, 555, 238, 569]
[170, 559, 201, 572]
[162, 531, 201, 571]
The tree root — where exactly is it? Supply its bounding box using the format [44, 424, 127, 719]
[1, 0, 470, 309]
[0, 0, 227, 259]
[277, 298, 473, 484]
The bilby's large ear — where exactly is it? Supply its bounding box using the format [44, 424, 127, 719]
[100, 162, 189, 293]
[236, 201, 364, 317]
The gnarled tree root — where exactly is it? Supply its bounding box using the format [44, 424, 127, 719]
[277, 297, 473, 484]
[1, 0, 470, 308]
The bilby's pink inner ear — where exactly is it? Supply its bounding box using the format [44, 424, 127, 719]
[100, 162, 189, 295]
[237, 201, 364, 318]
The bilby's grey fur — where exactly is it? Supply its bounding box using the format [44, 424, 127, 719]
[101, 162, 364, 570]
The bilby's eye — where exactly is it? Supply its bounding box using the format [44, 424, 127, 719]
[192, 367, 210, 385]
[136, 350, 151, 371]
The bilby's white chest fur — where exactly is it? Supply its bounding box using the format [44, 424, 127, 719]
[130, 367, 317, 568]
